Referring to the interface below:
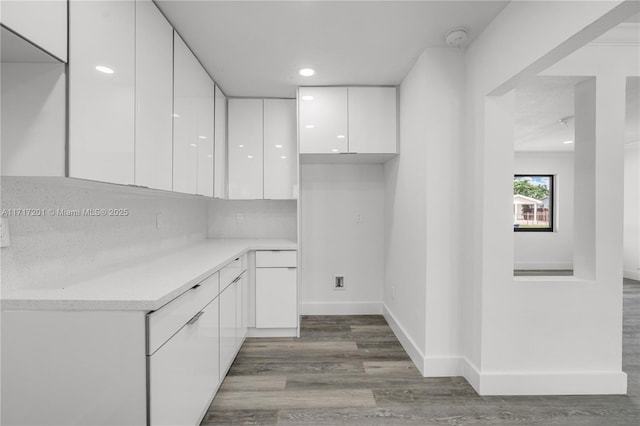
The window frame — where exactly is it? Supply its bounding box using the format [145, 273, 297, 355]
[513, 174, 555, 233]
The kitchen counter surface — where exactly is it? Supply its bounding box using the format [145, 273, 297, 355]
[1, 239, 296, 311]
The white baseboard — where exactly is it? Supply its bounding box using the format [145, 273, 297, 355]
[475, 370, 628, 395]
[382, 304, 426, 376]
[514, 262, 573, 270]
[301, 302, 383, 315]
[247, 327, 297, 338]
[623, 270, 640, 281]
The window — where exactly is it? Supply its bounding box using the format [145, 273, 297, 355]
[513, 175, 554, 232]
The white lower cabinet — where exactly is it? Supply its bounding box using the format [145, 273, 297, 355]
[149, 297, 219, 426]
[219, 278, 237, 376]
[255, 250, 297, 329]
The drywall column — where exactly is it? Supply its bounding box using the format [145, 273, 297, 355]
[624, 141, 640, 280]
[573, 79, 596, 280]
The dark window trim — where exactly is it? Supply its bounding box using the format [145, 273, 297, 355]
[514, 174, 554, 233]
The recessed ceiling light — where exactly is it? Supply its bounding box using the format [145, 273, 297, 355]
[275, 144, 283, 148]
[563, 140, 574, 144]
[331, 148, 339, 153]
[247, 155, 254, 159]
[207, 154, 213, 158]
[299, 68, 315, 77]
[189, 143, 197, 147]
[280, 155, 287, 159]
[301, 95, 314, 101]
[238, 144, 244, 148]
[337, 135, 345, 139]
[95, 65, 114, 74]
[199, 136, 207, 139]
[305, 125, 315, 129]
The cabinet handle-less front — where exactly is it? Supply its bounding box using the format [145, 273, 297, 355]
[186, 311, 204, 325]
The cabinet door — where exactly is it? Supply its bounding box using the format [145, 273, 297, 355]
[1, 0, 67, 62]
[196, 71, 215, 197]
[256, 268, 297, 328]
[173, 33, 199, 194]
[135, 0, 173, 191]
[228, 99, 264, 199]
[214, 86, 227, 199]
[149, 297, 219, 426]
[235, 274, 248, 347]
[298, 87, 348, 154]
[264, 99, 297, 199]
[69, 0, 135, 185]
[348, 87, 397, 154]
[219, 282, 237, 375]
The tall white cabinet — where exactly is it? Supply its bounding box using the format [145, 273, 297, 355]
[228, 98, 298, 200]
[214, 86, 228, 199]
[69, 0, 135, 185]
[228, 99, 264, 199]
[173, 32, 215, 196]
[264, 99, 298, 199]
[134, 0, 173, 191]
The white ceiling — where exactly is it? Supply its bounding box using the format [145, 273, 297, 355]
[514, 21, 640, 153]
[156, 0, 508, 98]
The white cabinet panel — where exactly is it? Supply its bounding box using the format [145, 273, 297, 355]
[264, 99, 297, 199]
[69, 0, 135, 185]
[256, 267, 297, 328]
[299, 87, 348, 154]
[219, 282, 237, 375]
[135, 0, 173, 191]
[214, 86, 227, 199]
[228, 99, 264, 199]
[348, 87, 397, 154]
[0, 0, 68, 62]
[149, 298, 219, 426]
[173, 33, 199, 194]
[236, 274, 247, 346]
[196, 73, 215, 197]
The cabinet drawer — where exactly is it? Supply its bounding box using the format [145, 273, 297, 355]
[147, 272, 218, 354]
[220, 256, 243, 291]
[148, 297, 219, 426]
[255, 250, 297, 268]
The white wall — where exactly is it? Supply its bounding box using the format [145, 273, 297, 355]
[462, 0, 632, 395]
[1, 63, 66, 176]
[383, 48, 464, 376]
[0, 177, 208, 291]
[300, 164, 384, 315]
[625, 143, 640, 280]
[514, 152, 574, 270]
[207, 199, 297, 240]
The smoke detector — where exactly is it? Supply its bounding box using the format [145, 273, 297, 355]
[444, 28, 468, 47]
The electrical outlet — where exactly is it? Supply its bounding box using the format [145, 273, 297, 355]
[155, 213, 163, 230]
[236, 213, 244, 224]
[355, 214, 362, 223]
[1, 217, 11, 248]
[334, 275, 345, 290]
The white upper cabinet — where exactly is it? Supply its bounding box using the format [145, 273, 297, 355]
[135, 0, 173, 191]
[196, 73, 215, 197]
[298, 87, 348, 154]
[214, 86, 228, 199]
[0, 0, 68, 62]
[264, 99, 297, 199]
[228, 99, 264, 200]
[69, 0, 135, 185]
[348, 87, 397, 154]
[173, 32, 215, 196]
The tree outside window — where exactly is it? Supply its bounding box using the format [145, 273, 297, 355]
[513, 175, 554, 232]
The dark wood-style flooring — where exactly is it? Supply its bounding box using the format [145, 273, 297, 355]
[201, 279, 640, 425]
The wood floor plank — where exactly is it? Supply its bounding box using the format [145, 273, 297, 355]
[219, 375, 287, 391]
[210, 389, 376, 410]
[200, 409, 279, 425]
[228, 360, 366, 376]
[363, 361, 421, 376]
[239, 340, 358, 353]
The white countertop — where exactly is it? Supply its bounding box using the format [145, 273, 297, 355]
[1, 239, 296, 311]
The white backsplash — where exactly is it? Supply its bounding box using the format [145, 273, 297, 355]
[207, 199, 297, 240]
[1, 177, 208, 290]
